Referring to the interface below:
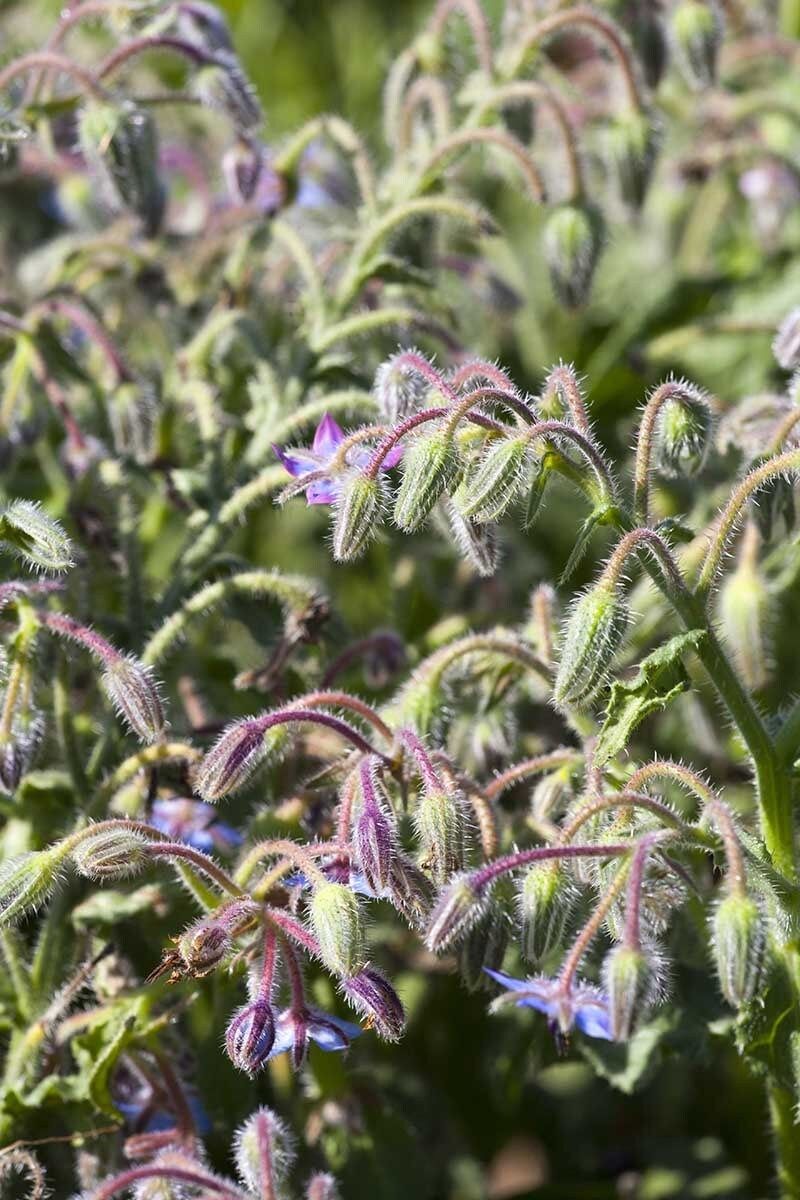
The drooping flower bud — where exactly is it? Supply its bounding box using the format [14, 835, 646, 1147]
[604, 111, 658, 211]
[457, 435, 531, 523]
[354, 760, 396, 895]
[670, 0, 723, 89]
[101, 655, 165, 744]
[712, 893, 764, 1007]
[553, 581, 629, 708]
[0, 848, 64, 925]
[78, 101, 165, 235]
[222, 138, 265, 204]
[339, 964, 405, 1041]
[192, 61, 263, 133]
[444, 500, 501, 577]
[226, 999, 276, 1075]
[425, 872, 487, 952]
[603, 944, 658, 1041]
[234, 1107, 294, 1199]
[332, 473, 383, 562]
[306, 1173, 340, 1200]
[109, 381, 158, 465]
[414, 786, 468, 887]
[653, 384, 713, 477]
[0, 500, 73, 574]
[195, 720, 290, 801]
[374, 354, 430, 423]
[393, 430, 460, 531]
[773, 308, 800, 371]
[0, 713, 44, 795]
[309, 882, 365, 977]
[717, 528, 773, 692]
[543, 204, 603, 309]
[518, 864, 573, 964]
[70, 826, 150, 881]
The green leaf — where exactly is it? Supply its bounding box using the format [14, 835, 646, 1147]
[734, 958, 796, 1091]
[71, 884, 167, 928]
[580, 1010, 677, 1093]
[595, 630, 706, 764]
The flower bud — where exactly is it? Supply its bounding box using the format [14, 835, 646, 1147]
[458, 907, 508, 991]
[0, 499, 72, 574]
[425, 872, 487, 952]
[717, 538, 773, 691]
[332, 473, 383, 562]
[414, 787, 468, 887]
[0, 714, 44, 795]
[70, 826, 150, 881]
[195, 720, 290, 801]
[354, 762, 396, 895]
[393, 431, 460, 532]
[102, 656, 165, 744]
[670, 0, 723, 89]
[604, 944, 657, 1041]
[518, 864, 573, 964]
[0, 848, 63, 925]
[553, 582, 629, 708]
[226, 999, 276, 1075]
[309, 882, 365, 976]
[653, 385, 713, 477]
[222, 138, 265, 204]
[234, 1107, 294, 1198]
[773, 308, 800, 371]
[78, 101, 165, 235]
[306, 1174, 340, 1200]
[109, 381, 158, 464]
[339, 964, 405, 1041]
[374, 354, 430, 423]
[457, 436, 531, 523]
[543, 204, 603, 309]
[444, 500, 500, 577]
[712, 893, 764, 1007]
[604, 111, 658, 211]
[193, 61, 263, 133]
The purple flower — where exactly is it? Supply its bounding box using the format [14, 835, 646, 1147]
[268, 1005, 362, 1067]
[150, 797, 241, 854]
[484, 968, 613, 1041]
[273, 414, 401, 506]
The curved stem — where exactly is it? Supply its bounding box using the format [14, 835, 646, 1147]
[146, 842, 244, 896]
[0, 52, 108, 99]
[429, 0, 494, 74]
[417, 128, 547, 203]
[471, 842, 631, 891]
[97, 34, 221, 79]
[633, 380, 697, 524]
[484, 749, 582, 801]
[559, 859, 631, 989]
[397, 75, 452, 151]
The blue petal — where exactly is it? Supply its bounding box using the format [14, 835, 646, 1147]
[305, 478, 339, 505]
[273, 445, 320, 478]
[313, 413, 345, 458]
[483, 967, 534, 992]
[266, 1024, 297, 1061]
[574, 1003, 613, 1041]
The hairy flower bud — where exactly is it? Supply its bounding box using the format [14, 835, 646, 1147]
[518, 865, 573, 964]
[109, 381, 158, 464]
[425, 872, 487, 952]
[78, 101, 165, 235]
[102, 656, 165, 744]
[653, 385, 713, 477]
[604, 944, 657, 1041]
[457, 436, 531, 523]
[354, 761, 396, 895]
[70, 826, 150, 881]
[234, 1107, 294, 1198]
[553, 582, 629, 708]
[0, 714, 44, 795]
[339, 964, 405, 1041]
[195, 721, 290, 801]
[309, 882, 365, 976]
[712, 894, 764, 1007]
[0, 500, 72, 574]
[393, 431, 460, 531]
[717, 538, 773, 691]
[543, 204, 603, 309]
[332, 473, 383, 562]
[414, 787, 468, 887]
[604, 112, 658, 211]
[226, 999, 276, 1074]
[773, 308, 800, 371]
[193, 61, 263, 133]
[374, 354, 430, 423]
[306, 1173, 340, 1200]
[671, 0, 723, 88]
[0, 848, 64, 925]
[444, 500, 501, 577]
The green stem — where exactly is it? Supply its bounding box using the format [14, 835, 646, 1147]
[769, 1082, 800, 1199]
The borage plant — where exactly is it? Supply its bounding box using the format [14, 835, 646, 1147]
[2, 0, 800, 1196]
